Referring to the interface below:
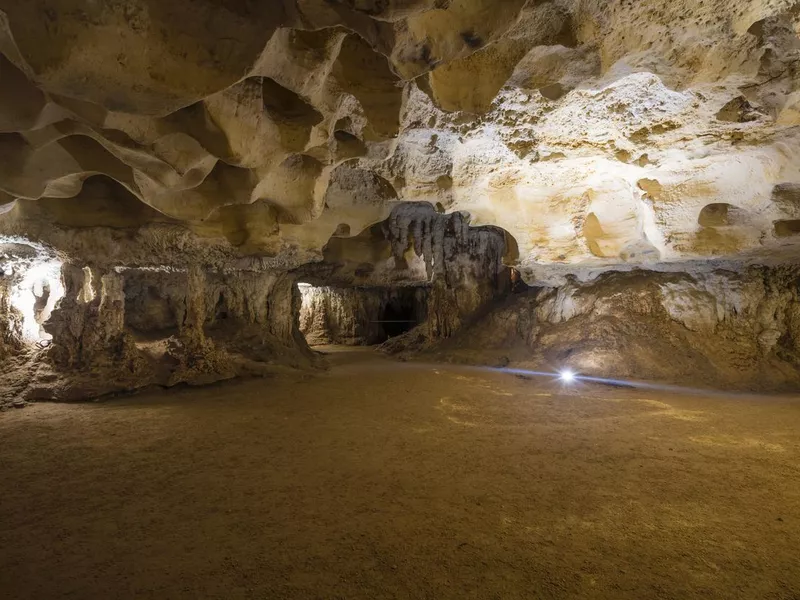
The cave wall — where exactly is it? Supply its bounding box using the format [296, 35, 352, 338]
[0, 2, 799, 401]
[1, 202, 510, 406]
[0, 279, 22, 361]
[314, 202, 511, 343]
[418, 266, 800, 392]
[2, 0, 800, 280]
[11, 263, 314, 403]
[122, 268, 304, 346]
[299, 285, 428, 346]
[0, 275, 27, 405]
[3, 239, 800, 402]
[385, 204, 510, 339]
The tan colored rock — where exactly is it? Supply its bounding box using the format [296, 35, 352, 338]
[417, 266, 800, 391]
[1, 0, 800, 400]
[0, 0, 796, 278]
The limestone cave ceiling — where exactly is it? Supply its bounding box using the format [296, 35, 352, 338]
[0, 0, 799, 278]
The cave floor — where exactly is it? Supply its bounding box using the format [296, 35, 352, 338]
[2, 349, 800, 599]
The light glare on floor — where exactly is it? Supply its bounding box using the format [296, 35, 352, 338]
[560, 369, 575, 383]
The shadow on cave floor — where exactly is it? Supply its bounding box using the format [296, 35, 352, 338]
[2, 352, 800, 599]
[310, 344, 388, 367]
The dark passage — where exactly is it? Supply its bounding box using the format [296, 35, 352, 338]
[298, 285, 427, 346]
[381, 297, 417, 338]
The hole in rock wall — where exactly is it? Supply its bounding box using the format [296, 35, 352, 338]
[583, 212, 606, 257]
[214, 292, 229, 320]
[295, 202, 514, 348]
[1, 239, 65, 344]
[332, 223, 351, 238]
[297, 282, 427, 347]
[381, 298, 417, 338]
[122, 270, 181, 341]
[774, 219, 800, 237]
[698, 203, 747, 227]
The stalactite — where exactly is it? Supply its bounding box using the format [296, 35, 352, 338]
[380, 203, 509, 341]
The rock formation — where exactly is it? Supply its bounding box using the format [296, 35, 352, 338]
[299, 285, 428, 346]
[415, 266, 800, 391]
[1, 0, 800, 405]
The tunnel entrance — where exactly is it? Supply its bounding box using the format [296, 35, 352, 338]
[380, 297, 417, 338]
[1, 239, 65, 346]
[297, 283, 427, 347]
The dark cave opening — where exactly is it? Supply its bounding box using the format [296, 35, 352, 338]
[214, 292, 229, 321]
[122, 278, 179, 342]
[297, 283, 427, 346]
[380, 296, 418, 339]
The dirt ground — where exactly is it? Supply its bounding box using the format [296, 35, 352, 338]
[2, 347, 800, 600]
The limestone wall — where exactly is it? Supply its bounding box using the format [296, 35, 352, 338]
[299, 285, 428, 346]
[415, 266, 800, 392]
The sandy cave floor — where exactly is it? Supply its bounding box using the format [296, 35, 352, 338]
[2, 348, 800, 599]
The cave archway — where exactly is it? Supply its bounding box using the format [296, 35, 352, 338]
[380, 296, 418, 339]
[774, 219, 800, 237]
[1, 239, 65, 345]
[295, 202, 520, 348]
[297, 282, 427, 347]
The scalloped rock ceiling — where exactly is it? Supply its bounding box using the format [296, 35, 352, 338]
[1, 0, 800, 278]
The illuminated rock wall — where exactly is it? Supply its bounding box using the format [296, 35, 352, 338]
[299, 285, 428, 346]
[1, 1, 798, 279]
[0, 248, 315, 406]
[1, 1, 800, 398]
[417, 266, 800, 392]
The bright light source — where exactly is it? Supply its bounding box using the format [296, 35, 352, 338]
[2, 238, 65, 344]
[559, 369, 576, 383]
[78, 266, 95, 303]
[10, 259, 65, 342]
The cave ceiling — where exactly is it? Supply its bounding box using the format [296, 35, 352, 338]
[0, 0, 799, 279]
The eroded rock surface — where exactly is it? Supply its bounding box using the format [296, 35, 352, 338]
[299, 285, 427, 345]
[1, 1, 800, 401]
[1, 258, 315, 405]
[0, 0, 798, 274]
[413, 266, 800, 391]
